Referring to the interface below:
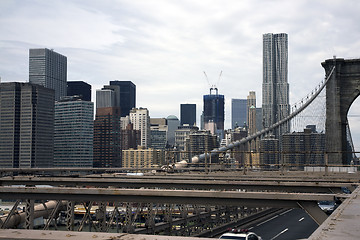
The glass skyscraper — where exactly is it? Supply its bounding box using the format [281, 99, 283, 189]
[54, 96, 94, 167]
[29, 48, 67, 101]
[110, 81, 136, 117]
[0, 82, 55, 168]
[180, 103, 196, 126]
[203, 87, 225, 139]
[67, 81, 91, 101]
[262, 33, 290, 138]
[231, 99, 247, 129]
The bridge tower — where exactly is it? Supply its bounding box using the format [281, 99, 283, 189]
[322, 58, 360, 165]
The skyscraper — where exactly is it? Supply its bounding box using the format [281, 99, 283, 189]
[130, 107, 150, 148]
[247, 91, 257, 134]
[93, 107, 122, 167]
[0, 82, 54, 168]
[93, 86, 122, 168]
[167, 115, 180, 147]
[110, 81, 136, 117]
[54, 96, 94, 167]
[29, 48, 67, 101]
[262, 33, 290, 138]
[180, 104, 196, 126]
[203, 87, 225, 139]
[231, 99, 247, 129]
[96, 88, 117, 109]
[67, 81, 91, 101]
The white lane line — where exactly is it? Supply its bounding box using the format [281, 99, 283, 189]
[248, 227, 254, 230]
[270, 228, 289, 240]
[299, 217, 305, 222]
[280, 209, 293, 216]
[256, 215, 279, 226]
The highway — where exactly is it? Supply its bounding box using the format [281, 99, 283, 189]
[246, 209, 318, 240]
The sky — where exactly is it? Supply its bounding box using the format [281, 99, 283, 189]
[0, 0, 360, 150]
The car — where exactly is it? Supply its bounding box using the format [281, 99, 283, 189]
[318, 200, 336, 215]
[219, 229, 262, 240]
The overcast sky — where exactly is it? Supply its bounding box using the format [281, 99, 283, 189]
[1, 0, 360, 149]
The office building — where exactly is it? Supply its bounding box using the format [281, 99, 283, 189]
[130, 107, 150, 148]
[256, 108, 262, 132]
[0, 82, 54, 168]
[150, 118, 168, 150]
[93, 107, 122, 168]
[102, 85, 120, 107]
[166, 115, 180, 147]
[93, 85, 122, 167]
[150, 130, 167, 150]
[29, 48, 67, 101]
[54, 96, 93, 167]
[110, 81, 136, 117]
[203, 87, 225, 139]
[96, 88, 117, 109]
[180, 104, 196, 126]
[67, 81, 91, 101]
[231, 99, 247, 129]
[247, 91, 257, 134]
[262, 33, 290, 138]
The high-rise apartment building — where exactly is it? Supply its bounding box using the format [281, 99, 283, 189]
[121, 123, 141, 150]
[67, 81, 91, 101]
[130, 107, 150, 148]
[260, 135, 280, 169]
[175, 125, 199, 151]
[203, 87, 225, 139]
[282, 126, 325, 169]
[186, 130, 219, 162]
[110, 81, 136, 117]
[180, 104, 196, 126]
[262, 33, 290, 138]
[54, 96, 94, 167]
[231, 99, 247, 129]
[122, 148, 165, 168]
[0, 82, 54, 168]
[29, 48, 67, 101]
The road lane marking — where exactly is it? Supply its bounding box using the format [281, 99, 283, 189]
[299, 217, 305, 222]
[256, 215, 279, 226]
[270, 228, 289, 240]
[280, 209, 293, 215]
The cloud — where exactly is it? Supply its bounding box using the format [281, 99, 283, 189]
[1, 0, 360, 148]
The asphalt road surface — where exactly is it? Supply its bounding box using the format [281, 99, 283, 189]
[247, 209, 318, 240]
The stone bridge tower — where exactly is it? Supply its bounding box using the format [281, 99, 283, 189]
[322, 58, 360, 165]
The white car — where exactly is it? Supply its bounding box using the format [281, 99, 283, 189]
[219, 229, 262, 240]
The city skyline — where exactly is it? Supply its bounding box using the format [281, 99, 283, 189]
[0, 0, 360, 149]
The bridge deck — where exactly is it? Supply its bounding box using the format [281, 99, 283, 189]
[309, 185, 360, 239]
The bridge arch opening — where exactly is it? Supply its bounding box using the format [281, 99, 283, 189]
[348, 98, 360, 155]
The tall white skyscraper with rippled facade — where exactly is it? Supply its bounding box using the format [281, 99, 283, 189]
[262, 33, 290, 138]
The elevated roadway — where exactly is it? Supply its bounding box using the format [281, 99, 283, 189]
[1, 176, 356, 193]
